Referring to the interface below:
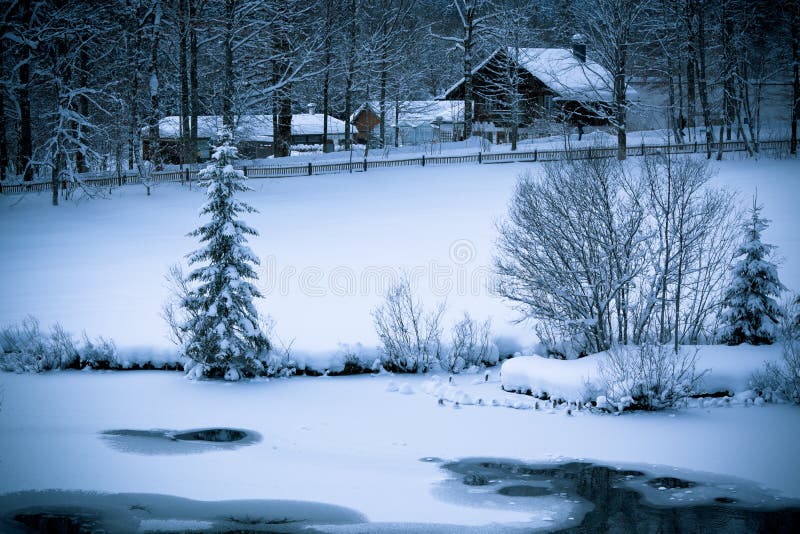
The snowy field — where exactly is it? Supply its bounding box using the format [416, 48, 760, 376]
[1, 156, 799, 368]
[1, 154, 800, 531]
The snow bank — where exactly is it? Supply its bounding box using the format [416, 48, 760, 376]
[500, 344, 785, 403]
[500, 353, 605, 402]
[114, 346, 183, 370]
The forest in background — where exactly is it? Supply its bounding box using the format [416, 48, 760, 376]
[0, 0, 798, 185]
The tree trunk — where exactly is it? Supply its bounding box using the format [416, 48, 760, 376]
[379, 53, 387, 148]
[659, 164, 672, 344]
[127, 1, 141, 171]
[615, 42, 627, 161]
[276, 89, 292, 158]
[792, 1, 799, 154]
[17, 0, 33, 182]
[343, 0, 357, 150]
[271, 21, 292, 158]
[222, 0, 235, 132]
[0, 29, 7, 182]
[189, 0, 198, 164]
[179, 0, 189, 167]
[463, 18, 474, 140]
[75, 46, 89, 173]
[148, 0, 161, 164]
[394, 99, 400, 148]
[321, 0, 332, 152]
[684, 0, 697, 140]
[692, 0, 714, 157]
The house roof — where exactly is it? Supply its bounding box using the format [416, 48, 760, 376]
[442, 47, 637, 103]
[351, 100, 464, 128]
[150, 113, 346, 141]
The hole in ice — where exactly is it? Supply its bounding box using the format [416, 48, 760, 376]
[497, 485, 551, 497]
[648, 476, 697, 490]
[101, 428, 259, 455]
[173, 428, 247, 442]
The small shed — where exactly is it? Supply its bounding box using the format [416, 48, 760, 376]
[350, 101, 465, 146]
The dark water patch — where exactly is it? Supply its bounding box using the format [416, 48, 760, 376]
[618, 470, 645, 478]
[0, 491, 366, 534]
[173, 428, 247, 442]
[648, 476, 697, 489]
[100, 428, 259, 455]
[436, 458, 800, 533]
[498, 485, 551, 497]
[463, 473, 490, 486]
[13, 509, 99, 533]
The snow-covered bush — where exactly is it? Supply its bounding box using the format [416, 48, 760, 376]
[372, 277, 443, 373]
[750, 303, 800, 403]
[0, 317, 78, 372]
[719, 198, 785, 345]
[597, 344, 705, 411]
[79, 333, 117, 369]
[441, 313, 496, 373]
[177, 133, 275, 381]
[0, 318, 145, 372]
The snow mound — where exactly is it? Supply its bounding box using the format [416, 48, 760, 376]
[501, 354, 602, 402]
[500, 344, 785, 405]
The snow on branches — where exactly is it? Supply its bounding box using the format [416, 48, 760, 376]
[180, 132, 272, 380]
[720, 197, 785, 345]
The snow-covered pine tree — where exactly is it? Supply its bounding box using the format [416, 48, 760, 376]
[181, 130, 270, 380]
[720, 197, 785, 345]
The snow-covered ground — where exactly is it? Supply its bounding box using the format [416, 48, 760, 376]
[1, 154, 799, 530]
[0, 370, 799, 531]
[1, 156, 798, 368]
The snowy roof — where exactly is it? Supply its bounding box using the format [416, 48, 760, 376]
[443, 47, 637, 103]
[351, 101, 465, 128]
[150, 113, 346, 141]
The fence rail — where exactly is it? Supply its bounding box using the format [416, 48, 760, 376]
[0, 139, 792, 196]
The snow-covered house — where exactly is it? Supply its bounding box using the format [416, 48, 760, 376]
[442, 41, 638, 141]
[351, 101, 465, 147]
[142, 112, 346, 162]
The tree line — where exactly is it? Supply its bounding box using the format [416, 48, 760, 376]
[1, 0, 798, 202]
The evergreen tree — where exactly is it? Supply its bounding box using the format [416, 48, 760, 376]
[181, 131, 270, 380]
[720, 198, 785, 345]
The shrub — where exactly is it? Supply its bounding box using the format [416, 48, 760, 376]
[0, 317, 79, 372]
[372, 277, 443, 373]
[442, 313, 496, 373]
[750, 325, 800, 404]
[597, 343, 706, 411]
[79, 333, 118, 369]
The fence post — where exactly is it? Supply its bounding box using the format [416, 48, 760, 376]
[587, 147, 591, 159]
[694, 141, 697, 153]
[363, 158, 367, 173]
[185, 168, 190, 184]
[478, 152, 482, 164]
[641, 143, 645, 156]
[243, 166, 248, 177]
[533, 149, 537, 162]
[308, 162, 312, 176]
[422, 155, 425, 167]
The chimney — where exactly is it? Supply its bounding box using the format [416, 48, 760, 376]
[571, 34, 586, 63]
[307, 102, 316, 115]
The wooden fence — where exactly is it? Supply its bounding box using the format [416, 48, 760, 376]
[0, 139, 792, 195]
